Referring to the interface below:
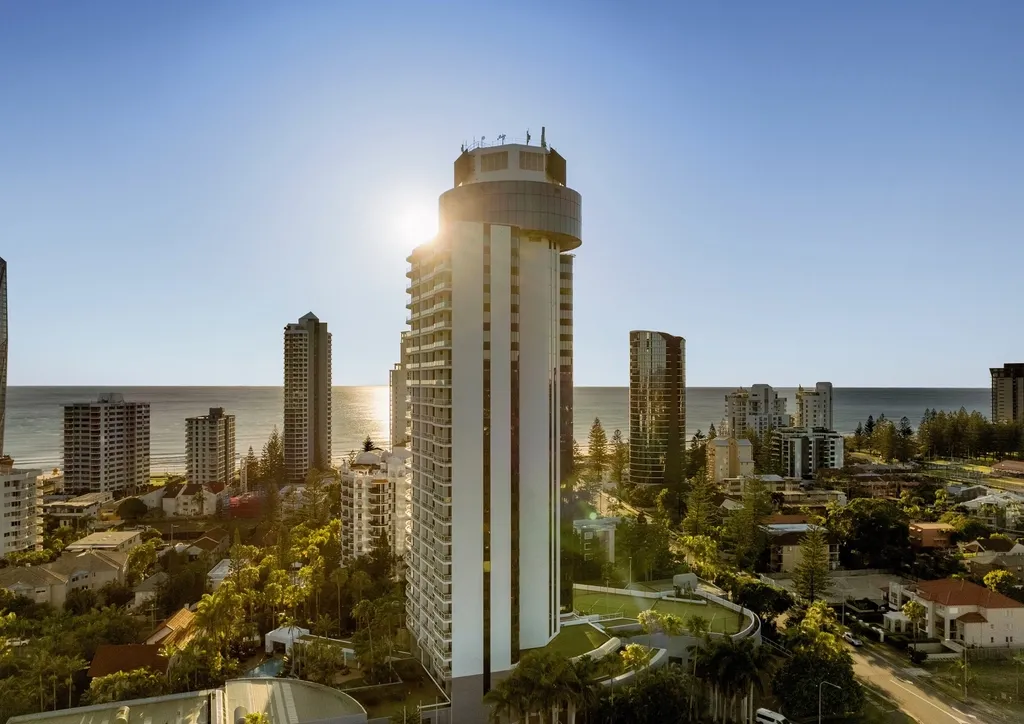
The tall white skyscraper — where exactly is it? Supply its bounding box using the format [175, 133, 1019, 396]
[283, 313, 332, 482]
[795, 382, 834, 431]
[0, 456, 40, 561]
[63, 393, 150, 494]
[186, 407, 236, 486]
[405, 134, 579, 716]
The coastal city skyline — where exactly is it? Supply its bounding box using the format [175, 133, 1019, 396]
[3, 2, 1023, 388]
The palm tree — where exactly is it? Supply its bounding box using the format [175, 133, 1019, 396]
[566, 655, 602, 724]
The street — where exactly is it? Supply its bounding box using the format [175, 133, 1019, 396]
[851, 645, 991, 724]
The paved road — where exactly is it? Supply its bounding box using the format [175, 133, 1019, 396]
[852, 645, 992, 724]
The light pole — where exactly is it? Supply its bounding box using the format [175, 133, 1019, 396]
[628, 556, 633, 589]
[819, 680, 842, 724]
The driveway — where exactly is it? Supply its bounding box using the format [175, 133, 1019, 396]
[851, 643, 995, 724]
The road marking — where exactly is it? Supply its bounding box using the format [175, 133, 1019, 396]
[888, 677, 972, 724]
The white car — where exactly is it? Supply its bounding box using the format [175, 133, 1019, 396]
[842, 631, 863, 647]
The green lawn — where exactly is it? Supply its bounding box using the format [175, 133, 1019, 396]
[572, 591, 747, 634]
[343, 658, 447, 719]
[539, 623, 610, 657]
[925, 660, 1024, 715]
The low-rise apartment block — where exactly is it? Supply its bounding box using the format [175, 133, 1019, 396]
[763, 521, 839, 574]
[65, 529, 142, 553]
[0, 456, 40, 559]
[909, 522, 955, 549]
[706, 438, 754, 483]
[0, 549, 127, 608]
[63, 393, 150, 495]
[339, 448, 410, 561]
[40, 491, 111, 528]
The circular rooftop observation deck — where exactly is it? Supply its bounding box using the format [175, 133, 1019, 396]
[439, 180, 582, 251]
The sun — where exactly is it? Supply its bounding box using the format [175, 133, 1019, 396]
[393, 201, 438, 247]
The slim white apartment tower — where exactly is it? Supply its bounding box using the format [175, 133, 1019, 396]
[795, 382, 834, 431]
[283, 313, 332, 482]
[405, 134, 579, 718]
[185, 407, 236, 486]
[389, 332, 410, 447]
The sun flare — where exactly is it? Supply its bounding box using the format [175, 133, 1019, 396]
[394, 202, 438, 247]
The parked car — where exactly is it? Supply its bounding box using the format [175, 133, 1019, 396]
[756, 709, 792, 724]
[842, 631, 863, 647]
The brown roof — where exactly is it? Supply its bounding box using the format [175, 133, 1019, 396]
[957, 612, 988, 623]
[910, 522, 954, 531]
[976, 537, 1016, 553]
[88, 644, 169, 678]
[204, 526, 229, 542]
[208, 483, 227, 495]
[182, 484, 203, 496]
[190, 536, 221, 552]
[163, 484, 183, 499]
[913, 579, 1024, 609]
[147, 607, 196, 648]
[994, 460, 1024, 474]
[766, 514, 810, 525]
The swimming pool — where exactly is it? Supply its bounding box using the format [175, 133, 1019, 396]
[247, 657, 285, 678]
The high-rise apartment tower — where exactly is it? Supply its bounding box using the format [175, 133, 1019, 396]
[185, 408, 236, 486]
[63, 394, 150, 494]
[795, 382, 833, 431]
[405, 135, 579, 715]
[283, 313, 332, 481]
[991, 363, 1024, 423]
[389, 332, 410, 447]
[628, 331, 686, 486]
[0, 257, 7, 457]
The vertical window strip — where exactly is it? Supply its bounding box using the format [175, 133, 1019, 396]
[510, 235, 521, 662]
[482, 227, 492, 693]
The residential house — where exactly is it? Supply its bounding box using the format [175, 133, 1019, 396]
[162, 483, 222, 518]
[40, 492, 111, 528]
[207, 558, 232, 591]
[133, 571, 168, 609]
[145, 607, 196, 650]
[571, 517, 620, 562]
[909, 522, 955, 549]
[962, 492, 1024, 530]
[88, 644, 169, 679]
[963, 550, 1024, 583]
[185, 535, 225, 561]
[0, 566, 69, 608]
[65, 530, 141, 553]
[762, 522, 839, 574]
[0, 550, 126, 608]
[960, 537, 1023, 556]
[885, 578, 1024, 647]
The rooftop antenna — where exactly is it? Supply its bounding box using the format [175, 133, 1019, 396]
[540, 126, 547, 149]
[526, 129, 531, 145]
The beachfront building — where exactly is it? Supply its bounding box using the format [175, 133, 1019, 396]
[390, 332, 410, 447]
[284, 313, 332, 482]
[404, 133, 579, 714]
[339, 448, 411, 561]
[628, 330, 686, 486]
[705, 437, 754, 483]
[794, 382, 833, 431]
[772, 427, 845, 478]
[721, 384, 791, 438]
[63, 393, 150, 495]
[0, 456, 40, 559]
[185, 408, 236, 487]
[991, 363, 1024, 423]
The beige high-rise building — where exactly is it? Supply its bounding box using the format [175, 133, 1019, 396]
[0, 456, 40, 560]
[63, 394, 150, 494]
[721, 384, 791, 438]
[795, 382, 833, 431]
[284, 313, 332, 482]
[185, 408, 236, 486]
[991, 364, 1024, 423]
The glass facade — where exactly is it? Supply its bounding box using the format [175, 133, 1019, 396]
[439, 181, 582, 250]
[628, 331, 685, 486]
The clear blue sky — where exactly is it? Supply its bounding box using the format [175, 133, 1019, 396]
[2, 1, 1021, 387]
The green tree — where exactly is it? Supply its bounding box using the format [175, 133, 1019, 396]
[984, 569, 1017, 597]
[682, 474, 717, 537]
[362, 436, 376, 452]
[827, 498, 911, 569]
[725, 477, 773, 569]
[260, 428, 286, 486]
[588, 418, 609, 479]
[772, 647, 863, 718]
[793, 528, 834, 601]
[609, 429, 628, 484]
[85, 668, 169, 704]
[65, 587, 99, 615]
[243, 446, 260, 487]
[244, 714, 269, 724]
[691, 635, 775, 723]
[117, 497, 149, 522]
[126, 539, 158, 585]
[901, 600, 927, 641]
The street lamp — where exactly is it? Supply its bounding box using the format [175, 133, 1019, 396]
[819, 680, 842, 724]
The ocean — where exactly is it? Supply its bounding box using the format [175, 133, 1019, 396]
[2, 386, 989, 473]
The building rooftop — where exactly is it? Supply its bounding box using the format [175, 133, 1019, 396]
[6, 691, 219, 724]
[910, 578, 1024, 609]
[134, 571, 168, 594]
[910, 522, 955, 530]
[65, 531, 140, 549]
[88, 644, 169, 678]
[534, 623, 610, 658]
[0, 565, 68, 589]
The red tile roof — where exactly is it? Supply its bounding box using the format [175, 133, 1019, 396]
[957, 612, 988, 623]
[913, 579, 1024, 609]
[766, 514, 810, 525]
[88, 644, 169, 678]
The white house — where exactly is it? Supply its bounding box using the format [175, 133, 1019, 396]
[161, 483, 225, 518]
[885, 578, 1024, 647]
